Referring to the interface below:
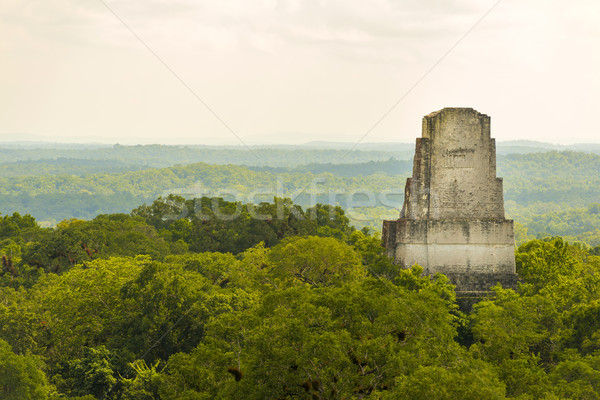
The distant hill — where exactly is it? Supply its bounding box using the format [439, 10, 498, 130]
[247, 158, 414, 177]
[496, 141, 600, 155]
[0, 150, 598, 230]
[300, 140, 600, 155]
[0, 141, 599, 171]
[1, 140, 600, 169]
[1, 140, 599, 239]
[0, 144, 399, 169]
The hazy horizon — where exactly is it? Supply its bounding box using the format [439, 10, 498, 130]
[1, 135, 600, 148]
[2, 0, 599, 146]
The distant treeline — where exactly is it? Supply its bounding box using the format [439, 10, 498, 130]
[0, 150, 598, 244]
[0, 145, 401, 168]
[1, 141, 600, 169]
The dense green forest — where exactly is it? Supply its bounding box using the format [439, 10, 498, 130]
[0, 147, 599, 246]
[2, 196, 600, 399]
[514, 204, 600, 246]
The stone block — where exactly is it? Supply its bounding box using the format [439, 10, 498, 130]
[383, 108, 519, 299]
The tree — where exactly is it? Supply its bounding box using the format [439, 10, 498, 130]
[22, 214, 173, 274]
[469, 287, 560, 397]
[0, 287, 41, 355]
[30, 257, 150, 367]
[386, 360, 506, 400]
[54, 346, 117, 398]
[267, 236, 365, 286]
[348, 230, 399, 280]
[0, 339, 51, 400]
[516, 237, 590, 294]
[162, 277, 464, 399]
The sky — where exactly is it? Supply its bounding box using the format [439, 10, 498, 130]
[1, 0, 599, 146]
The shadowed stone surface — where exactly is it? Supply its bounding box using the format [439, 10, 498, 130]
[382, 108, 518, 305]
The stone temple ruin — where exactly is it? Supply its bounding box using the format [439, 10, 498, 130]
[382, 108, 518, 303]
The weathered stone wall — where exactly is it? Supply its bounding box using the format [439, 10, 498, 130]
[401, 108, 504, 220]
[382, 219, 515, 274]
[383, 108, 518, 296]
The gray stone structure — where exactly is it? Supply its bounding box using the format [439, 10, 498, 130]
[382, 108, 518, 301]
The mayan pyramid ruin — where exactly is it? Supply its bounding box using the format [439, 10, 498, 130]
[382, 108, 518, 302]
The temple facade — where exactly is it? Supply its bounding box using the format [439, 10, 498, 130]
[382, 108, 518, 299]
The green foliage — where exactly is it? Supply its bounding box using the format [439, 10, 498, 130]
[22, 214, 172, 273]
[120, 360, 163, 400]
[1, 148, 600, 247]
[30, 257, 150, 366]
[516, 238, 587, 292]
[161, 277, 461, 399]
[133, 195, 355, 255]
[3, 189, 600, 398]
[465, 238, 600, 399]
[511, 204, 600, 246]
[0, 339, 51, 400]
[267, 236, 365, 286]
[54, 346, 117, 398]
[0, 212, 38, 240]
[0, 161, 405, 223]
[513, 222, 534, 246]
[470, 288, 560, 364]
[387, 360, 506, 400]
[550, 351, 600, 399]
[165, 252, 238, 286]
[501, 151, 600, 209]
[0, 287, 41, 355]
[113, 260, 242, 363]
[568, 300, 600, 355]
[348, 230, 399, 280]
[0, 213, 44, 286]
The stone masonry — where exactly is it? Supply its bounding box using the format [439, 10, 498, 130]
[382, 108, 518, 301]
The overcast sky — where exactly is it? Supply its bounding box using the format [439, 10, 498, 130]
[1, 0, 599, 145]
